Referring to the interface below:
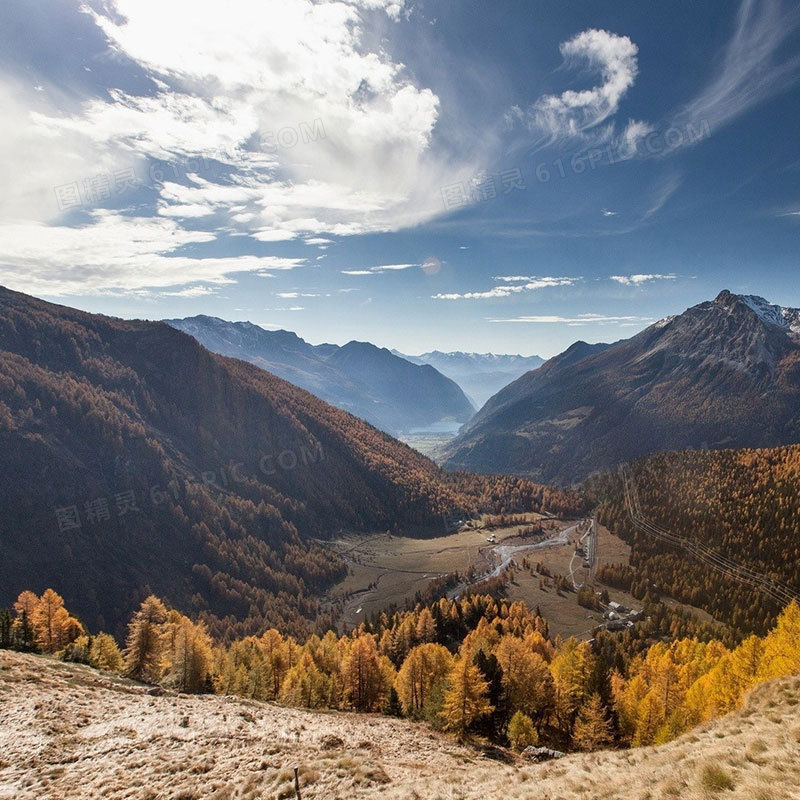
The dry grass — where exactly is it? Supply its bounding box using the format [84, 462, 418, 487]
[1, 651, 799, 800]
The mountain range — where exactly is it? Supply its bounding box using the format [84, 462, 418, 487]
[165, 316, 475, 435]
[441, 291, 800, 484]
[397, 350, 545, 408]
[0, 287, 580, 637]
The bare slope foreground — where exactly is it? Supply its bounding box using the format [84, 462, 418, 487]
[2, 650, 799, 800]
[441, 291, 800, 484]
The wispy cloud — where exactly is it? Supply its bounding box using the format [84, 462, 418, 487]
[670, 0, 800, 145]
[433, 276, 579, 300]
[644, 173, 683, 218]
[610, 273, 677, 286]
[489, 313, 653, 325]
[341, 263, 418, 275]
[160, 285, 217, 298]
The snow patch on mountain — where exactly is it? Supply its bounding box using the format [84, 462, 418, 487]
[741, 295, 800, 334]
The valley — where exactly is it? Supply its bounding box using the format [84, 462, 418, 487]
[325, 515, 708, 640]
[3, 2, 800, 797]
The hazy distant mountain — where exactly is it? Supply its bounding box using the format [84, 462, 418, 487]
[396, 350, 545, 408]
[165, 316, 475, 434]
[441, 291, 800, 484]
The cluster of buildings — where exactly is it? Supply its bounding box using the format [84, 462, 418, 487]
[601, 600, 644, 632]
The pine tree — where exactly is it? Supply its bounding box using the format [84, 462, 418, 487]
[280, 650, 328, 708]
[758, 601, 800, 680]
[89, 633, 124, 672]
[259, 628, 287, 700]
[342, 634, 393, 712]
[440, 654, 493, 737]
[163, 614, 213, 692]
[415, 608, 437, 643]
[572, 693, 614, 751]
[31, 589, 82, 654]
[124, 595, 168, 683]
[0, 609, 12, 649]
[13, 609, 36, 652]
[494, 634, 554, 724]
[507, 710, 538, 751]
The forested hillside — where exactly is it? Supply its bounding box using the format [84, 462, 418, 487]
[5, 584, 799, 758]
[0, 287, 584, 640]
[592, 445, 800, 634]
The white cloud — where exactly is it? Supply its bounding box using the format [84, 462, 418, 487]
[610, 273, 677, 286]
[525, 29, 638, 148]
[0, 0, 491, 296]
[276, 291, 320, 298]
[433, 276, 578, 300]
[0, 211, 305, 296]
[489, 313, 653, 324]
[342, 263, 418, 275]
[160, 285, 218, 298]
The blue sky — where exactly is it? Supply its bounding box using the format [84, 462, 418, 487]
[1, 0, 799, 357]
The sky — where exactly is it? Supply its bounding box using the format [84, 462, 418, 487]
[1, 0, 799, 358]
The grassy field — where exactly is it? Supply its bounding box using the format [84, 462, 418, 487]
[326, 518, 714, 639]
[3, 649, 798, 800]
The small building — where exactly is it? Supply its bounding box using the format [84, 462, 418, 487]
[608, 601, 627, 613]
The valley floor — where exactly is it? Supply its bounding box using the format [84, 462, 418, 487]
[1, 651, 799, 800]
[327, 518, 712, 639]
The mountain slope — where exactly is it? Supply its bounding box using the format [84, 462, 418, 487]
[592, 443, 800, 634]
[3, 649, 799, 800]
[166, 316, 475, 434]
[0, 288, 580, 639]
[441, 291, 800, 484]
[398, 350, 545, 408]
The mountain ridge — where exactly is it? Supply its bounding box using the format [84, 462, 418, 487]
[396, 350, 546, 408]
[441, 290, 800, 483]
[165, 316, 475, 434]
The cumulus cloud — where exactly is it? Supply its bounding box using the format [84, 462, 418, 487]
[433, 276, 578, 300]
[0, 0, 487, 296]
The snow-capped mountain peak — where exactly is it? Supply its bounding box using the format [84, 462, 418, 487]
[740, 295, 800, 334]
